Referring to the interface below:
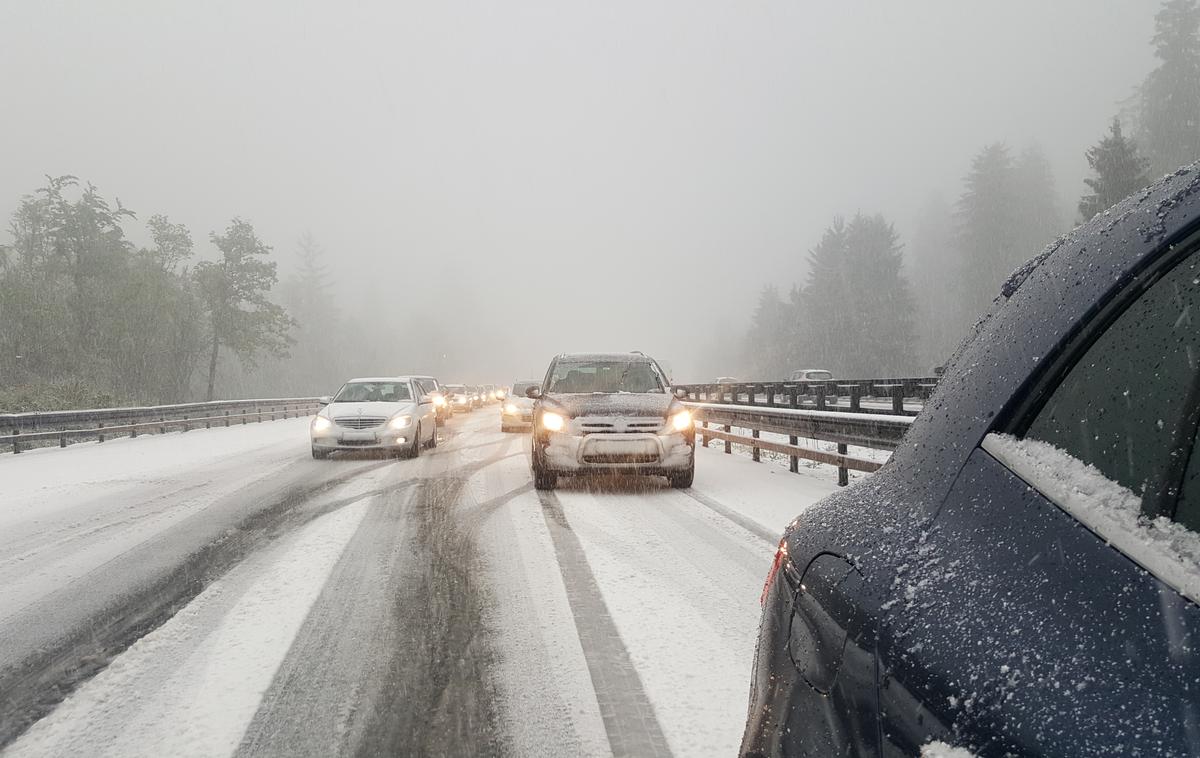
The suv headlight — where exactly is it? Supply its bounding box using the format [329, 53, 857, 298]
[504, 402, 519, 414]
[541, 411, 566, 432]
[669, 410, 692, 432]
[388, 415, 412, 430]
[312, 416, 333, 432]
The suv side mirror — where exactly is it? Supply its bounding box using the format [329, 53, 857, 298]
[525, 386, 543, 399]
[318, 396, 332, 406]
[673, 387, 688, 400]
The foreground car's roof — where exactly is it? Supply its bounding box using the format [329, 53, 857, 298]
[895, 164, 1200, 496]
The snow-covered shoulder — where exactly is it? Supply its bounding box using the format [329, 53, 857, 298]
[982, 433, 1200, 606]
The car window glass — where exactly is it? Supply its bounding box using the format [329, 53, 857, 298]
[332, 382, 413, 403]
[1177, 427, 1200, 532]
[548, 361, 664, 394]
[1024, 249, 1200, 500]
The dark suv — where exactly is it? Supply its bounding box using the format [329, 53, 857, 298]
[527, 352, 695, 490]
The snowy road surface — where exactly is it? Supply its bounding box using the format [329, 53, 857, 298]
[0, 411, 839, 757]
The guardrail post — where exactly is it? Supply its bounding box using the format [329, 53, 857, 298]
[130, 422, 137, 439]
[98, 421, 105, 443]
[850, 386, 862, 412]
[891, 386, 904, 415]
[816, 386, 827, 411]
[766, 385, 775, 407]
[701, 420, 709, 448]
[837, 443, 849, 486]
[271, 406, 277, 421]
[224, 410, 230, 427]
[724, 424, 731, 454]
[182, 414, 189, 432]
[751, 429, 760, 462]
[256, 406, 262, 424]
[789, 388, 798, 409]
[789, 435, 799, 473]
[12, 427, 20, 454]
[159, 414, 166, 435]
[59, 430, 67, 448]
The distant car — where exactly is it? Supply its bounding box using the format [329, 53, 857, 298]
[713, 376, 740, 384]
[411, 374, 449, 426]
[788, 368, 834, 382]
[468, 385, 484, 410]
[443, 384, 471, 413]
[743, 168, 1200, 756]
[310, 376, 437, 459]
[501, 380, 539, 432]
[528, 352, 694, 490]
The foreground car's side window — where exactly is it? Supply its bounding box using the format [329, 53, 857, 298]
[1023, 248, 1200, 503]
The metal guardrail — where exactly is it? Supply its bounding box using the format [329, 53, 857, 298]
[686, 400, 914, 486]
[676, 376, 940, 417]
[0, 397, 322, 454]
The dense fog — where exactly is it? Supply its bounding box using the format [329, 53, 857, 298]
[0, 1, 1183, 407]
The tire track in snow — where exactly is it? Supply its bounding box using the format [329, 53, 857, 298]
[537, 490, 674, 758]
[0, 460, 398, 749]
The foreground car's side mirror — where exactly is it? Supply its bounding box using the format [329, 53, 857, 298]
[318, 396, 332, 406]
[525, 386, 543, 399]
[673, 387, 688, 400]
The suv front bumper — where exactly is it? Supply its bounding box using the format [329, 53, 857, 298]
[542, 431, 693, 473]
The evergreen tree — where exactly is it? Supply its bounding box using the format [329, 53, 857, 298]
[1014, 144, 1063, 255]
[908, 193, 959, 370]
[195, 219, 293, 401]
[955, 143, 1023, 319]
[1079, 118, 1152, 220]
[1141, 0, 1200, 174]
[802, 214, 916, 376]
[743, 284, 789, 378]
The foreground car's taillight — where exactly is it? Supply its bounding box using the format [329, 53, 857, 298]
[761, 538, 789, 606]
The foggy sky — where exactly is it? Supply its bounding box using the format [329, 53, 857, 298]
[1, 1, 1157, 382]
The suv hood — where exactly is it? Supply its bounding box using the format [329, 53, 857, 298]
[543, 393, 676, 418]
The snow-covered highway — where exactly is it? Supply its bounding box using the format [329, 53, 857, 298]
[0, 411, 840, 758]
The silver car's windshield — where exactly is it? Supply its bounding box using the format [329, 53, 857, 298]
[333, 382, 412, 403]
[547, 361, 664, 394]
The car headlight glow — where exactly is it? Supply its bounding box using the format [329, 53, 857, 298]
[670, 410, 692, 432]
[433, 395, 446, 407]
[389, 415, 412, 430]
[504, 403, 518, 414]
[541, 411, 565, 432]
[312, 416, 333, 432]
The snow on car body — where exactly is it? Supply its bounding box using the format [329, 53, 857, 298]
[528, 352, 695, 489]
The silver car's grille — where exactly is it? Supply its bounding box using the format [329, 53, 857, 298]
[334, 416, 387, 430]
[579, 418, 664, 434]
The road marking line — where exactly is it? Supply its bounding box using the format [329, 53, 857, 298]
[536, 491, 674, 758]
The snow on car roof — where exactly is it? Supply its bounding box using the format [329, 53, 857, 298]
[556, 352, 652, 363]
[345, 377, 416, 383]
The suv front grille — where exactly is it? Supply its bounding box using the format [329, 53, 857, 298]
[334, 416, 387, 430]
[579, 419, 664, 434]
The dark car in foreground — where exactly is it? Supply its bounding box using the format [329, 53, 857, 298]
[743, 165, 1200, 757]
[528, 352, 695, 490]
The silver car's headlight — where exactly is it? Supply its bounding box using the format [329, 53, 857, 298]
[312, 416, 333, 432]
[504, 403, 519, 414]
[388, 415, 412, 430]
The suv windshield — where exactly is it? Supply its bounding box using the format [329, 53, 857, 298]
[333, 382, 412, 403]
[548, 360, 664, 394]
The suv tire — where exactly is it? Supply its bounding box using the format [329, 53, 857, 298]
[667, 461, 694, 489]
